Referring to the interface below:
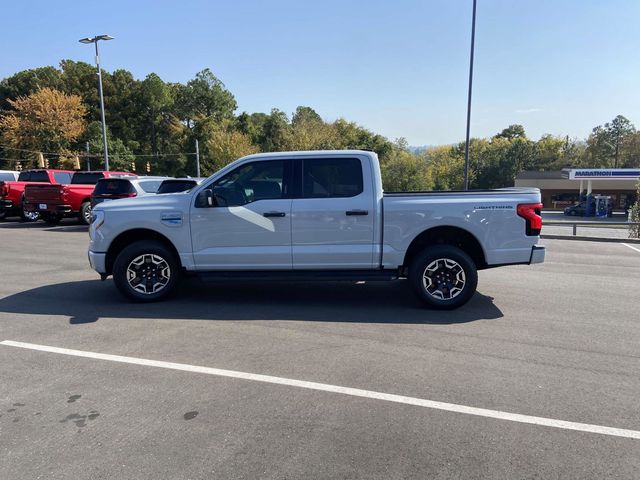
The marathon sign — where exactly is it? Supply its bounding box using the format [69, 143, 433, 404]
[564, 169, 640, 180]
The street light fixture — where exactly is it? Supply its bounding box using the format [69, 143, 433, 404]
[79, 34, 114, 171]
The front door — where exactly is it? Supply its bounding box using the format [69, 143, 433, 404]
[191, 160, 293, 270]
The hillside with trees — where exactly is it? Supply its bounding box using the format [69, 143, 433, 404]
[1, 62, 639, 190]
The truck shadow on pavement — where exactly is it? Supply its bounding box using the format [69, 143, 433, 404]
[0, 279, 503, 325]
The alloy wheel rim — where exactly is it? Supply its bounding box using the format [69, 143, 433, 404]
[126, 254, 171, 295]
[83, 205, 92, 223]
[24, 209, 39, 221]
[422, 258, 466, 300]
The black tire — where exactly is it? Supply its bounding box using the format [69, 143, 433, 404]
[20, 197, 40, 222]
[0, 210, 6, 221]
[42, 213, 62, 225]
[113, 240, 180, 302]
[79, 201, 92, 225]
[408, 245, 478, 310]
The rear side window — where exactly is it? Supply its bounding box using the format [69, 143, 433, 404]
[71, 173, 103, 185]
[139, 180, 162, 193]
[0, 173, 16, 181]
[19, 171, 49, 182]
[302, 158, 363, 198]
[157, 180, 197, 194]
[93, 179, 135, 195]
[53, 172, 72, 184]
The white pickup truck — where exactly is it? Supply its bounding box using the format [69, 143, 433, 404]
[89, 150, 545, 309]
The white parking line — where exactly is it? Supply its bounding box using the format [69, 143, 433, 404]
[621, 243, 640, 254]
[2, 339, 639, 440]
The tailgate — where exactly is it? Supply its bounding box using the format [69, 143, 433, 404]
[24, 184, 62, 204]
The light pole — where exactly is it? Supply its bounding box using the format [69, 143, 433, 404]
[463, 0, 477, 190]
[79, 35, 114, 171]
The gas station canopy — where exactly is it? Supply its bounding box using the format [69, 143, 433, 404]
[562, 169, 640, 180]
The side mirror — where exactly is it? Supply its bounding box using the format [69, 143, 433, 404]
[196, 188, 214, 207]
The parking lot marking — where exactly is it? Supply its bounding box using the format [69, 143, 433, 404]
[2, 339, 640, 440]
[621, 243, 640, 254]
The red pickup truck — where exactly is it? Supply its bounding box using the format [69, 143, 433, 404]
[0, 169, 73, 221]
[24, 171, 135, 224]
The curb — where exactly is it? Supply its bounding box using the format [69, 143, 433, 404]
[541, 234, 640, 244]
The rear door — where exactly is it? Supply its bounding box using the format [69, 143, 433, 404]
[291, 156, 376, 269]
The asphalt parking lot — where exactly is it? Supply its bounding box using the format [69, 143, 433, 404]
[1, 219, 639, 479]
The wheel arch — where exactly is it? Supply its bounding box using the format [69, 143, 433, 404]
[105, 228, 181, 275]
[403, 225, 487, 270]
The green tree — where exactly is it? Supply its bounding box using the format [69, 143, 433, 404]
[85, 121, 136, 171]
[629, 182, 640, 238]
[586, 115, 636, 168]
[381, 147, 432, 191]
[495, 124, 526, 140]
[0, 66, 64, 109]
[199, 120, 257, 174]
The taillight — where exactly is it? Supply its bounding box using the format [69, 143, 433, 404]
[59, 185, 69, 200]
[517, 203, 543, 236]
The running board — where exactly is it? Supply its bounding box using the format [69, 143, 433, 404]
[197, 270, 399, 283]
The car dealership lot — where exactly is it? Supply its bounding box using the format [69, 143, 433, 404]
[1, 221, 639, 479]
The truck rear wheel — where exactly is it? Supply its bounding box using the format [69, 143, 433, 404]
[113, 240, 180, 302]
[409, 245, 477, 310]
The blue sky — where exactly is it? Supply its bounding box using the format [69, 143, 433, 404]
[1, 0, 638, 145]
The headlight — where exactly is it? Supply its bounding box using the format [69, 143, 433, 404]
[91, 210, 105, 229]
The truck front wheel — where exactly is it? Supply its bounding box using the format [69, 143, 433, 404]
[79, 202, 92, 225]
[408, 245, 478, 310]
[113, 240, 180, 302]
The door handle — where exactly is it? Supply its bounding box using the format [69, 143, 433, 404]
[345, 210, 368, 216]
[263, 211, 286, 217]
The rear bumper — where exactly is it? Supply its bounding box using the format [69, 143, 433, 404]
[25, 203, 72, 214]
[88, 251, 107, 274]
[529, 245, 545, 264]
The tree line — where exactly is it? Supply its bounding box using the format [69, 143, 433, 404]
[1, 61, 639, 190]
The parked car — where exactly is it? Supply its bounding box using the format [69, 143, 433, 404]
[0, 170, 19, 182]
[0, 169, 73, 221]
[90, 176, 169, 208]
[564, 201, 613, 217]
[156, 178, 203, 194]
[24, 171, 135, 224]
[88, 150, 545, 309]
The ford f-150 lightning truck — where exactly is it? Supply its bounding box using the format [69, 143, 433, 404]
[88, 150, 545, 309]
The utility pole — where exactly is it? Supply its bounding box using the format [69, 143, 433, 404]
[463, 0, 477, 190]
[195, 139, 201, 178]
[86, 141, 91, 171]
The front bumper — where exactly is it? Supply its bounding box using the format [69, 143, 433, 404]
[88, 251, 107, 274]
[0, 199, 14, 210]
[529, 245, 545, 264]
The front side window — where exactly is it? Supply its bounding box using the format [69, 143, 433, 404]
[139, 180, 163, 193]
[210, 161, 285, 207]
[302, 158, 363, 198]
